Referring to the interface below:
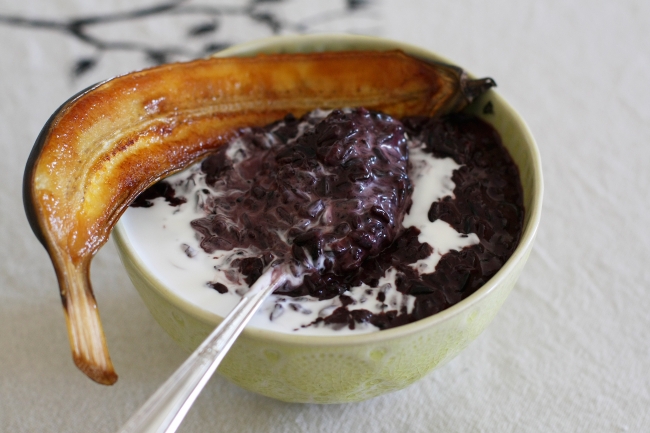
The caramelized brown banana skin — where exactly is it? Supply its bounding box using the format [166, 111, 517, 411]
[23, 50, 495, 385]
[25, 81, 104, 248]
[24, 82, 120, 385]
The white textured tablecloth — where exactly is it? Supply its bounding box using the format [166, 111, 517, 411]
[1, 1, 649, 432]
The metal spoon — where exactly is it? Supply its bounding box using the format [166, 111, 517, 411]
[116, 265, 290, 433]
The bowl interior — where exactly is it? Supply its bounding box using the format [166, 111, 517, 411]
[113, 34, 543, 347]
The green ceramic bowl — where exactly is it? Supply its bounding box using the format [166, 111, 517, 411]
[113, 34, 543, 404]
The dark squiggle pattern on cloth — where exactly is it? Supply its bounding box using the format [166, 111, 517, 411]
[0, 0, 376, 78]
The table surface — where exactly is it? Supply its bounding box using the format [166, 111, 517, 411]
[1, 1, 649, 432]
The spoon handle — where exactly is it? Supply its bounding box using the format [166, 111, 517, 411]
[116, 266, 289, 433]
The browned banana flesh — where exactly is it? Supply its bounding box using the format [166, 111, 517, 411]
[23, 50, 495, 385]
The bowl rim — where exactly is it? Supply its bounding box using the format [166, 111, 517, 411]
[113, 33, 543, 348]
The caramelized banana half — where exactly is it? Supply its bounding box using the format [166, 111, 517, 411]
[23, 50, 495, 384]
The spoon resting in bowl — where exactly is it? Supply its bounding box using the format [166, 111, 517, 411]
[118, 106, 418, 432]
[116, 265, 291, 433]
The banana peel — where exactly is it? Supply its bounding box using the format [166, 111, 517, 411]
[23, 50, 495, 385]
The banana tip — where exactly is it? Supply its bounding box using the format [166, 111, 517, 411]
[74, 356, 118, 385]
